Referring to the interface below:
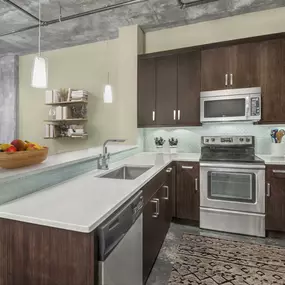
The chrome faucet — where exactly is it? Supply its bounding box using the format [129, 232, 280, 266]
[98, 139, 126, 170]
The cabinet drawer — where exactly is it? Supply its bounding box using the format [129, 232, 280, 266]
[267, 165, 285, 179]
[142, 169, 167, 205]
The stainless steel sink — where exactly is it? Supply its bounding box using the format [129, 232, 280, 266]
[99, 166, 152, 180]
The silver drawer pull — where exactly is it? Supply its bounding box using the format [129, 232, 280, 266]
[166, 167, 172, 173]
[173, 110, 176, 120]
[195, 178, 198, 191]
[151, 198, 159, 218]
[266, 183, 271, 197]
[182, 166, 193, 169]
[230, 73, 233, 86]
[152, 111, 155, 121]
[162, 186, 169, 200]
[273, 170, 285, 174]
[178, 110, 181, 120]
[225, 74, 228, 86]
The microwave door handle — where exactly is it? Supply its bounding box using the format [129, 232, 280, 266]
[246, 97, 250, 118]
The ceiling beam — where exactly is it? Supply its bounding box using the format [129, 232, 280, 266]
[177, 0, 218, 9]
[2, 0, 40, 22]
[0, 0, 146, 38]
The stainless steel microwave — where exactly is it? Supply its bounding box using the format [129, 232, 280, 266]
[200, 87, 261, 123]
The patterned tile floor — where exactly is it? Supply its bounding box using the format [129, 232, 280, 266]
[146, 223, 285, 285]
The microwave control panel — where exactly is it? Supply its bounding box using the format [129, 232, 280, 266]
[251, 97, 260, 116]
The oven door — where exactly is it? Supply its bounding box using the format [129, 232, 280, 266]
[200, 162, 265, 213]
[200, 95, 248, 123]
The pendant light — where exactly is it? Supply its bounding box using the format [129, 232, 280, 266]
[103, 42, 113, 103]
[103, 72, 113, 103]
[31, 0, 48, 88]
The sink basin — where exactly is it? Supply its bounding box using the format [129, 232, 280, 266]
[99, 166, 152, 180]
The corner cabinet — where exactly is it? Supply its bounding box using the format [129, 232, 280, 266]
[143, 165, 173, 284]
[138, 51, 201, 128]
[266, 165, 285, 232]
[176, 162, 200, 222]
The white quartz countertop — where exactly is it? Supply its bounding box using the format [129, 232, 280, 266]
[0, 152, 200, 233]
[257, 155, 285, 165]
[0, 145, 138, 182]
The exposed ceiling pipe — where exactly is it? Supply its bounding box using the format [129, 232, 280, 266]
[0, 0, 146, 38]
[2, 0, 40, 22]
[177, 0, 218, 9]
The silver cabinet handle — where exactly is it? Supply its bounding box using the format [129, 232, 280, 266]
[182, 166, 193, 169]
[178, 110, 181, 120]
[225, 74, 228, 86]
[273, 170, 285, 174]
[266, 183, 271, 197]
[173, 110, 176, 120]
[230, 73, 233, 86]
[151, 198, 159, 218]
[152, 111, 155, 121]
[195, 178, 198, 191]
[166, 167, 172, 173]
[162, 185, 169, 200]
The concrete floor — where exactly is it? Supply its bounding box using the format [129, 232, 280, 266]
[146, 222, 285, 285]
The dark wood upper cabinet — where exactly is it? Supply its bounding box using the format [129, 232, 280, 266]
[266, 166, 285, 232]
[156, 55, 178, 125]
[259, 39, 285, 124]
[176, 162, 200, 222]
[177, 51, 201, 126]
[229, 42, 260, 88]
[201, 46, 229, 91]
[138, 58, 156, 127]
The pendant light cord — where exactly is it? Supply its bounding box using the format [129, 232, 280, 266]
[38, 0, 41, 56]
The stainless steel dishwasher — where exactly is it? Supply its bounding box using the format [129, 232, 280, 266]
[98, 191, 143, 285]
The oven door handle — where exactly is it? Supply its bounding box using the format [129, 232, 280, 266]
[200, 162, 265, 169]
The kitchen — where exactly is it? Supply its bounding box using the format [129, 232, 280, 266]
[1, 1, 285, 285]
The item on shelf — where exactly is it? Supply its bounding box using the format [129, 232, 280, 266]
[49, 125, 55, 138]
[59, 88, 69, 102]
[45, 124, 50, 138]
[53, 90, 60, 103]
[45, 90, 53, 104]
[55, 106, 63, 120]
[48, 107, 56, 120]
[62, 106, 70, 119]
[70, 104, 87, 118]
[70, 90, 88, 101]
[67, 125, 85, 137]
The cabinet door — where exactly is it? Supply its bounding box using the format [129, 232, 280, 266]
[266, 166, 285, 232]
[177, 51, 201, 126]
[138, 58, 156, 127]
[201, 46, 229, 91]
[259, 39, 285, 123]
[143, 191, 161, 283]
[156, 55, 178, 125]
[229, 42, 260, 88]
[176, 162, 200, 221]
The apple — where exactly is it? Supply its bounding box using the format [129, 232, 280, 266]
[5, 146, 17, 153]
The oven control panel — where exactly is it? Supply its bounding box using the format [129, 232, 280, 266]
[202, 136, 253, 145]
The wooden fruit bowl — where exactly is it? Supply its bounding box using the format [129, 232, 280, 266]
[0, 148, 48, 169]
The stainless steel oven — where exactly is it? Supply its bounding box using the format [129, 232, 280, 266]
[200, 87, 261, 123]
[199, 136, 265, 237]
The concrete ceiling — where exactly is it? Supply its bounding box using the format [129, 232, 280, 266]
[0, 0, 285, 56]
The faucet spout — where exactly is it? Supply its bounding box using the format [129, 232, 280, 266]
[99, 139, 127, 170]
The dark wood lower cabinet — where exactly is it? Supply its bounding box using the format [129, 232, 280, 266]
[176, 162, 200, 222]
[143, 165, 173, 284]
[0, 219, 97, 285]
[266, 165, 285, 232]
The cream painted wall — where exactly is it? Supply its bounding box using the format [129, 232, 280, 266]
[145, 7, 285, 53]
[19, 40, 120, 154]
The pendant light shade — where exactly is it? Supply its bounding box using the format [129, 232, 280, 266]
[31, 56, 48, 88]
[31, 0, 48, 89]
[103, 84, 113, 104]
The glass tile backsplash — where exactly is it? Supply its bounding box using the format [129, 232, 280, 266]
[142, 124, 285, 154]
